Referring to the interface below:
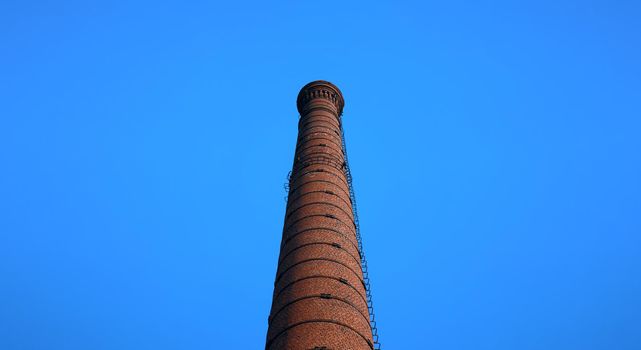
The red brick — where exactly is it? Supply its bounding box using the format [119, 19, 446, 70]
[267, 81, 373, 350]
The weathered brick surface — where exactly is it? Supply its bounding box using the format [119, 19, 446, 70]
[289, 165, 350, 191]
[298, 129, 344, 146]
[298, 131, 343, 149]
[296, 146, 345, 163]
[284, 204, 354, 234]
[269, 277, 369, 320]
[280, 229, 361, 265]
[276, 244, 362, 282]
[272, 261, 366, 303]
[268, 323, 372, 350]
[266, 81, 373, 349]
[284, 215, 356, 240]
[287, 191, 353, 215]
[298, 109, 340, 125]
[267, 299, 372, 343]
[288, 181, 352, 205]
[274, 255, 364, 290]
[299, 119, 341, 135]
[297, 135, 344, 153]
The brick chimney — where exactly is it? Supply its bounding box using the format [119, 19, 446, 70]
[265, 81, 374, 349]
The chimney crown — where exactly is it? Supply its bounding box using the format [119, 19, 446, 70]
[296, 80, 345, 116]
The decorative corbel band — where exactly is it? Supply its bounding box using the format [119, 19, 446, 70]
[297, 80, 345, 116]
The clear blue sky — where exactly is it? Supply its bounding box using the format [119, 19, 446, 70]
[1, 1, 640, 349]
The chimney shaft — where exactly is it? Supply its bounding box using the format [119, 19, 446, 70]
[265, 81, 373, 350]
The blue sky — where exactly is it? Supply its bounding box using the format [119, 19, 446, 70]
[1, 1, 640, 349]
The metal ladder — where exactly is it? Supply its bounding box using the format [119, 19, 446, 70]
[340, 121, 382, 350]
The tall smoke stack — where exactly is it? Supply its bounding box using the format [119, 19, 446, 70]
[265, 81, 375, 349]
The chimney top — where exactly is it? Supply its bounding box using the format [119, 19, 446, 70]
[297, 80, 345, 116]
